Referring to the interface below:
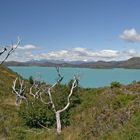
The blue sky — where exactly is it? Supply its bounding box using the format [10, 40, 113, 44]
[0, 0, 140, 61]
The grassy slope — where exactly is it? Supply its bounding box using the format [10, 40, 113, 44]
[0, 65, 140, 140]
[0, 65, 23, 139]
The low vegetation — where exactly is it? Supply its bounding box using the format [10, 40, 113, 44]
[19, 84, 81, 129]
[0, 65, 140, 140]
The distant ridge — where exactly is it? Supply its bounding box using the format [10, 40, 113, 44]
[4, 57, 140, 69]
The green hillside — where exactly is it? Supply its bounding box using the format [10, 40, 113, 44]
[0, 65, 140, 140]
[0, 65, 18, 102]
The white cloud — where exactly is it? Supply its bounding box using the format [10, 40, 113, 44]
[120, 28, 140, 42]
[93, 50, 119, 58]
[126, 49, 137, 56]
[34, 48, 120, 61]
[123, 49, 139, 58]
[14, 44, 36, 50]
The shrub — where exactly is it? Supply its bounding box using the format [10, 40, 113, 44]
[29, 76, 34, 85]
[111, 81, 121, 88]
[111, 94, 136, 110]
[19, 99, 55, 128]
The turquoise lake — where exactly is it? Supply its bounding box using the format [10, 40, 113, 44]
[9, 66, 140, 88]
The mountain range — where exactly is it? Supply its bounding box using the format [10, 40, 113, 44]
[4, 57, 140, 69]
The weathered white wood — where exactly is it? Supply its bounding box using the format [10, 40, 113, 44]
[29, 80, 41, 98]
[12, 77, 28, 105]
[57, 76, 78, 113]
[55, 111, 62, 134]
[47, 68, 79, 134]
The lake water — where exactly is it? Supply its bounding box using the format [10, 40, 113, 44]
[9, 66, 140, 88]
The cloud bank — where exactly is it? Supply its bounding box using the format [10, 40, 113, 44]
[9, 46, 140, 62]
[36, 48, 119, 61]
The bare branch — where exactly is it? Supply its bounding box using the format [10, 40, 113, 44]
[39, 90, 51, 105]
[57, 76, 78, 113]
[56, 67, 63, 83]
[0, 37, 21, 64]
[47, 87, 56, 112]
[0, 47, 7, 56]
[12, 77, 28, 106]
[47, 67, 64, 112]
[37, 121, 51, 130]
[29, 80, 41, 98]
[29, 83, 36, 98]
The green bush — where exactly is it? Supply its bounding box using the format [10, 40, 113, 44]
[19, 99, 55, 128]
[111, 94, 136, 110]
[111, 81, 121, 88]
[29, 76, 34, 85]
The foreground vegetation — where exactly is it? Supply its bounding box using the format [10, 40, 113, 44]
[0, 65, 140, 140]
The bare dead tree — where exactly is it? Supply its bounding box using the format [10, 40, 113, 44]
[12, 77, 28, 106]
[47, 68, 79, 134]
[0, 37, 21, 64]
